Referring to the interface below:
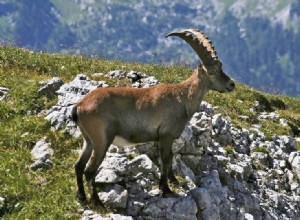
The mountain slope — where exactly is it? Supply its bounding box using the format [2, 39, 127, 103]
[0, 47, 300, 219]
[0, 0, 299, 96]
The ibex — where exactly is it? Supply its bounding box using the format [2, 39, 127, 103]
[72, 29, 235, 205]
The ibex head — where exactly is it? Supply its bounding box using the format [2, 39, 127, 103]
[166, 29, 235, 93]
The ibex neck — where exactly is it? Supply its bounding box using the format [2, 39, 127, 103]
[180, 69, 208, 118]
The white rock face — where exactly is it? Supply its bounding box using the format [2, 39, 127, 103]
[30, 138, 54, 170]
[43, 74, 299, 220]
[38, 77, 64, 97]
[98, 184, 128, 209]
[0, 87, 10, 101]
[142, 196, 198, 220]
[291, 154, 300, 181]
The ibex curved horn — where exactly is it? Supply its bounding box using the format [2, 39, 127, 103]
[166, 29, 218, 66]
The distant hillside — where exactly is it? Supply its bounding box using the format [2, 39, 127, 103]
[0, 0, 299, 96]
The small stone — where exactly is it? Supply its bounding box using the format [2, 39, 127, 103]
[0, 197, 5, 209]
[279, 160, 286, 168]
[106, 70, 127, 79]
[258, 112, 279, 121]
[199, 101, 214, 115]
[30, 159, 53, 171]
[251, 152, 269, 169]
[239, 115, 250, 120]
[279, 118, 288, 127]
[0, 87, 9, 101]
[92, 72, 104, 77]
[110, 214, 133, 220]
[31, 138, 53, 161]
[82, 209, 95, 216]
[291, 182, 299, 191]
[126, 71, 138, 81]
[291, 155, 300, 180]
[142, 196, 197, 220]
[30, 138, 54, 171]
[38, 77, 64, 97]
[289, 152, 299, 164]
[95, 169, 123, 183]
[98, 184, 128, 209]
[245, 213, 254, 220]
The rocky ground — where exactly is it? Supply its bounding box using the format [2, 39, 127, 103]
[31, 71, 300, 220]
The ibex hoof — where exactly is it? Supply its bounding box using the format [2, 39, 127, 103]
[160, 185, 173, 197]
[92, 194, 103, 206]
[77, 191, 87, 203]
[168, 175, 179, 185]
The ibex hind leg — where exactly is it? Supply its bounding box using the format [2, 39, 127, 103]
[84, 132, 113, 205]
[158, 136, 176, 196]
[75, 138, 93, 203]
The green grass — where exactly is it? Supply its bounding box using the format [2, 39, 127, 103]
[251, 146, 270, 154]
[0, 46, 299, 218]
[297, 142, 300, 151]
[224, 145, 235, 155]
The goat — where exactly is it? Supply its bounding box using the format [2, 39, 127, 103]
[72, 29, 235, 205]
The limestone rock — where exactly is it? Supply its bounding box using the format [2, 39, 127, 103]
[251, 152, 270, 169]
[142, 196, 197, 220]
[212, 114, 232, 145]
[95, 153, 127, 183]
[291, 154, 300, 181]
[173, 111, 210, 155]
[105, 70, 159, 88]
[0, 196, 5, 210]
[44, 74, 300, 220]
[38, 77, 64, 97]
[98, 184, 128, 208]
[0, 87, 9, 101]
[45, 74, 106, 137]
[30, 138, 54, 170]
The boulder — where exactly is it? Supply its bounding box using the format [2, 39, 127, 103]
[45, 74, 107, 137]
[98, 184, 128, 209]
[38, 77, 64, 97]
[42, 74, 300, 220]
[142, 196, 198, 220]
[0, 87, 9, 101]
[30, 138, 54, 170]
[291, 154, 300, 181]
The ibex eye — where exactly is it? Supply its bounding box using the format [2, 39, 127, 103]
[210, 70, 217, 75]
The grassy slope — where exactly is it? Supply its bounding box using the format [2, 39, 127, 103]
[0, 47, 299, 219]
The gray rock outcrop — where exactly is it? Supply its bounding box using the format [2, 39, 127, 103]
[44, 71, 158, 138]
[38, 77, 64, 98]
[30, 137, 54, 170]
[43, 73, 300, 220]
[44, 74, 107, 137]
[106, 70, 159, 88]
[0, 87, 9, 101]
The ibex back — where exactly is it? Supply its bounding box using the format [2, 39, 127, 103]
[72, 29, 235, 205]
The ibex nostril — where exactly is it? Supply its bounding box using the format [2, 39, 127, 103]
[230, 81, 235, 88]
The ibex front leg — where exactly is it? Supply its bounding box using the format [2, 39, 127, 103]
[158, 136, 175, 196]
[75, 138, 93, 202]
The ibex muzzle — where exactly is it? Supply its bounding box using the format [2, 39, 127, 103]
[166, 29, 235, 93]
[72, 29, 235, 205]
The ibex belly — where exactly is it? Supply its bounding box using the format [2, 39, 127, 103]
[112, 135, 147, 147]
